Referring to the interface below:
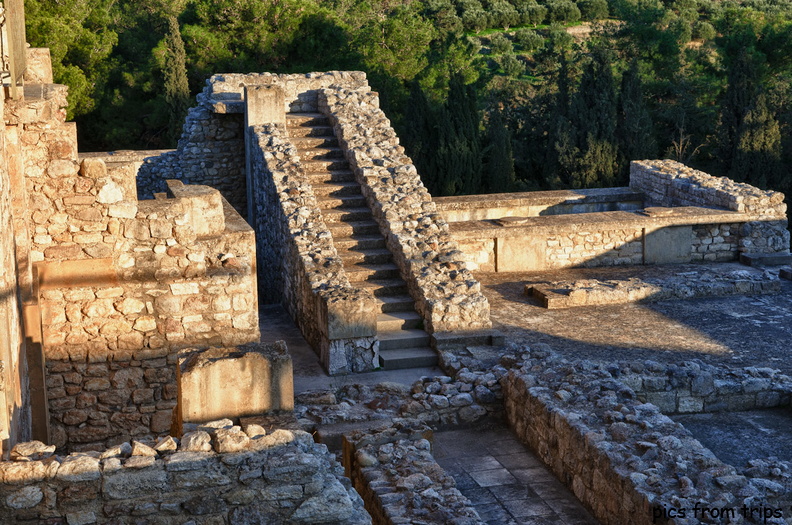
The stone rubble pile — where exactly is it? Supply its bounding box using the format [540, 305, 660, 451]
[345, 422, 484, 525]
[320, 86, 491, 333]
[0, 420, 370, 524]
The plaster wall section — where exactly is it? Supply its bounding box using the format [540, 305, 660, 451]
[0, 427, 370, 525]
[248, 123, 378, 375]
[319, 87, 491, 333]
[631, 160, 790, 254]
[137, 71, 369, 217]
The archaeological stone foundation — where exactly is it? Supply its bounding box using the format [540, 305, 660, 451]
[2, 9, 792, 523]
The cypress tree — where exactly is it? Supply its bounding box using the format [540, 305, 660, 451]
[718, 47, 760, 180]
[617, 60, 657, 179]
[163, 15, 191, 143]
[560, 48, 619, 188]
[731, 94, 783, 189]
[484, 108, 516, 193]
[446, 76, 483, 195]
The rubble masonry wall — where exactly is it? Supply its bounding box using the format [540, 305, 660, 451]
[320, 86, 491, 333]
[248, 123, 378, 375]
[0, 427, 370, 525]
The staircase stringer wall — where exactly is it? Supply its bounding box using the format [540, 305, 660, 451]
[248, 123, 379, 375]
[318, 87, 491, 334]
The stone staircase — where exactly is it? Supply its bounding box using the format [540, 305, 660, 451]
[286, 113, 437, 370]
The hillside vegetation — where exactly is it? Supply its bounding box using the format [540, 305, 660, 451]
[25, 0, 792, 197]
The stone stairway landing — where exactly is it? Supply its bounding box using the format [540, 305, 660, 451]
[286, 112, 436, 370]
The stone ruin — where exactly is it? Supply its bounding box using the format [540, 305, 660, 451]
[2, 8, 792, 523]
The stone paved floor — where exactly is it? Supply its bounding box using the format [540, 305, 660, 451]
[477, 264, 792, 374]
[433, 426, 600, 525]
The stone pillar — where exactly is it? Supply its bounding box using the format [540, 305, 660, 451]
[244, 85, 285, 226]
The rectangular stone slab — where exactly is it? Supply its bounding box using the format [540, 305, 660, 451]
[176, 342, 294, 428]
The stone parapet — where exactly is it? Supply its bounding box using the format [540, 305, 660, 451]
[631, 160, 786, 217]
[249, 123, 378, 375]
[319, 87, 491, 333]
[343, 422, 483, 525]
[0, 426, 370, 525]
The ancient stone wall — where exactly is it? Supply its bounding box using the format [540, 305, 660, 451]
[501, 345, 792, 525]
[137, 71, 369, 217]
[6, 80, 259, 450]
[320, 87, 491, 333]
[0, 90, 32, 455]
[344, 423, 483, 525]
[0, 426, 371, 525]
[248, 123, 378, 375]
[631, 160, 790, 254]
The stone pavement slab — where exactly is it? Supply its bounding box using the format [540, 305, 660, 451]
[433, 425, 600, 525]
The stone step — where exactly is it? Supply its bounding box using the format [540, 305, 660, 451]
[297, 147, 344, 161]
[333, 234, 386, 251]
[338, 247, 393, 265]
[344, 262, 401, 281]
[286, 112, 329, 127]
[377, 311, 423, 331]
[301, 159, 349, 172]
[374, 294, 415, 313]
[378, 328, 432, 351]
[290, 136, 338, 148]
[287, 125, 334, 138]
[358, 279, 409, 297]
[326, 220, 381, 237]
[308, 169, 356, 183]
[740, 252, 792, 267]
[316, 194, 368, 209]
[311, 181, 362, 197]
[322, 206, 373, 223]
[379, 347, 438, 370]
[431, 330, 506, 351]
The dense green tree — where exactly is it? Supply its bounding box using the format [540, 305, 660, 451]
[25, 0, 118, 118]
[489, 33, 514, 54]
[546, 0, 582, 23]
[578, 0, 609, 21]
[484, 107, 516, 192]
[718, 47, 762, 177]
[617, 61, 657, 175]
[731, 94, 783, 187]
[158, 16, 191, 142]
[515, 29, 544, 51]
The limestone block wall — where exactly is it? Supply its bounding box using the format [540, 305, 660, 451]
[249, 123, 378, 375]
[38, 189, 258, 450]
[137, 71, 369, 217]
[631, 160, 790, 254]
[320, 87, 491, 333]
[0, 427, 371, 525]
[0, 92, 32, 455]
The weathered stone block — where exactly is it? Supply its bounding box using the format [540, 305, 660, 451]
[177, 342, 294, 428]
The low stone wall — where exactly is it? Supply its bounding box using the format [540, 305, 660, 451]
[137, 71, 369, 216]
[435, 187, 645, 222]
[320, 87, 491, 333]
[0, 425, 371, 525]
[631, 160, 790, 255]
[501, 345, 792, 525]
[449, 206, 771, 272]
[248, 123, 378, 375]
[344, 422, 483, 525]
